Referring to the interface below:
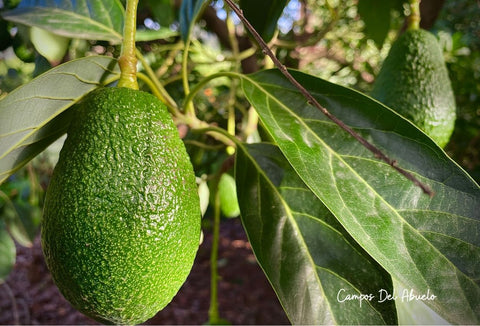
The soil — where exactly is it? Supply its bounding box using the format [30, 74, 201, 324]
[0, 218, 290, 325]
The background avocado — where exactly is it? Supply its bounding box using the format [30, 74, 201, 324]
[371, 28, 456, 148]
[41, 87, 201, 325]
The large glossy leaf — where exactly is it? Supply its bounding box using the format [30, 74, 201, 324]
[240, 69, 480, 324]
[239, 0, 288, 43]
[0, 56, 120, 185]
[1, 0, 125, 43]
[236, 142, 397, 324]
[0, 222, 15, 283]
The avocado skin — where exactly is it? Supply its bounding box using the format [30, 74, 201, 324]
[371, 29, 456, 148]
[41, 87, 200, 325]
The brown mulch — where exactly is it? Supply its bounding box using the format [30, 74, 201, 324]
[0, 218, 290, 325]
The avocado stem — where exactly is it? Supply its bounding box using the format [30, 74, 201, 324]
[118, 0, 139, 90]
[208, 187, 221, 324]
[407, 0, 421, 30]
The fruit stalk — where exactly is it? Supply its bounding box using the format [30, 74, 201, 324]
[118, 0, 139, 89]
[208, 188, 222, 324]
[408, 0, 421, 30]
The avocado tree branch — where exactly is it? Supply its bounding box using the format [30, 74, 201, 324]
[223, 0, 434, 197]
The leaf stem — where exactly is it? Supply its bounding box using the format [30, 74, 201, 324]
[208, 183, 222, 324]
[118, 0, 139, 89]
[182, 40, 195, 115]
[226, 12, 240, 155]
[135, 49, 179, 113]
[223, 0, 434, 197]
[408, 0, 421, 30]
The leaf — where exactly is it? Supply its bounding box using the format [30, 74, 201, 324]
[0, 222, 16, 283]
[236, 143, 397, 324]
[30, 26, 69, 62]
[2, 201, 41, 247]
[0, 181, 41, 247]
[179, 0, 209, 41]
[135, 28, 178, 42]
[239, 0, 288, 42]
[239, 69, 480, 324]
[393, 279, 449, 325]
[0, 56, 120, 185]
[357, 0, 392, 48]
[1, 0, 125, 43]
[144, 0, 175, 27]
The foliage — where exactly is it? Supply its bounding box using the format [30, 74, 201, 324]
[434, 0, 480, 181]
[0, 0, 479, 324]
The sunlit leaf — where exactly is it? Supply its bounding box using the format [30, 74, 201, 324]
[240, 69, 480, 324]
[0, 56, 120, 185]
[30, 26, 69, 62]
[236, 143, 397, 324]
[1, 0, 125, 43]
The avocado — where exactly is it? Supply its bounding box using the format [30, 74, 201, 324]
[41, 87, 201, 325]
[218, 173, 240, 218]
[371, 29, 456, 148]
[12, 30, 35, 63]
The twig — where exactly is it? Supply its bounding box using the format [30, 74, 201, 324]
[223, 0, 434, 197]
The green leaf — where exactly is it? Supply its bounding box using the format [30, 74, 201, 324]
[0, 56, 120, 185]
[2, 202, 40, 247]
[0, 222, 16, 283]
[393, 279, 449, 325]
[1, 0, 125, 43]
[135, 28, 178, 42]
[0, 184, 41, 247]
[236, 143, 397, 325]
[179, 0, 209, 41]
[357, 0, 392, 48]
[239, 0, 288, 42]
[240, 69, 480, 324]
[144, 0, 175, 27]
[30, 26, 70, 62]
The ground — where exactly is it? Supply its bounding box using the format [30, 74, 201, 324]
[0, 218, 290, 325]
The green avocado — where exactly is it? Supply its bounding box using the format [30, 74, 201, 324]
[371, 28, 456, 148]
[41, 87, 201, 325]
[218, 173, 240, 218]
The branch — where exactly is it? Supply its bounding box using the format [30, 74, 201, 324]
[118, 0, 139, 89]
[223, 0, 434, 197]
